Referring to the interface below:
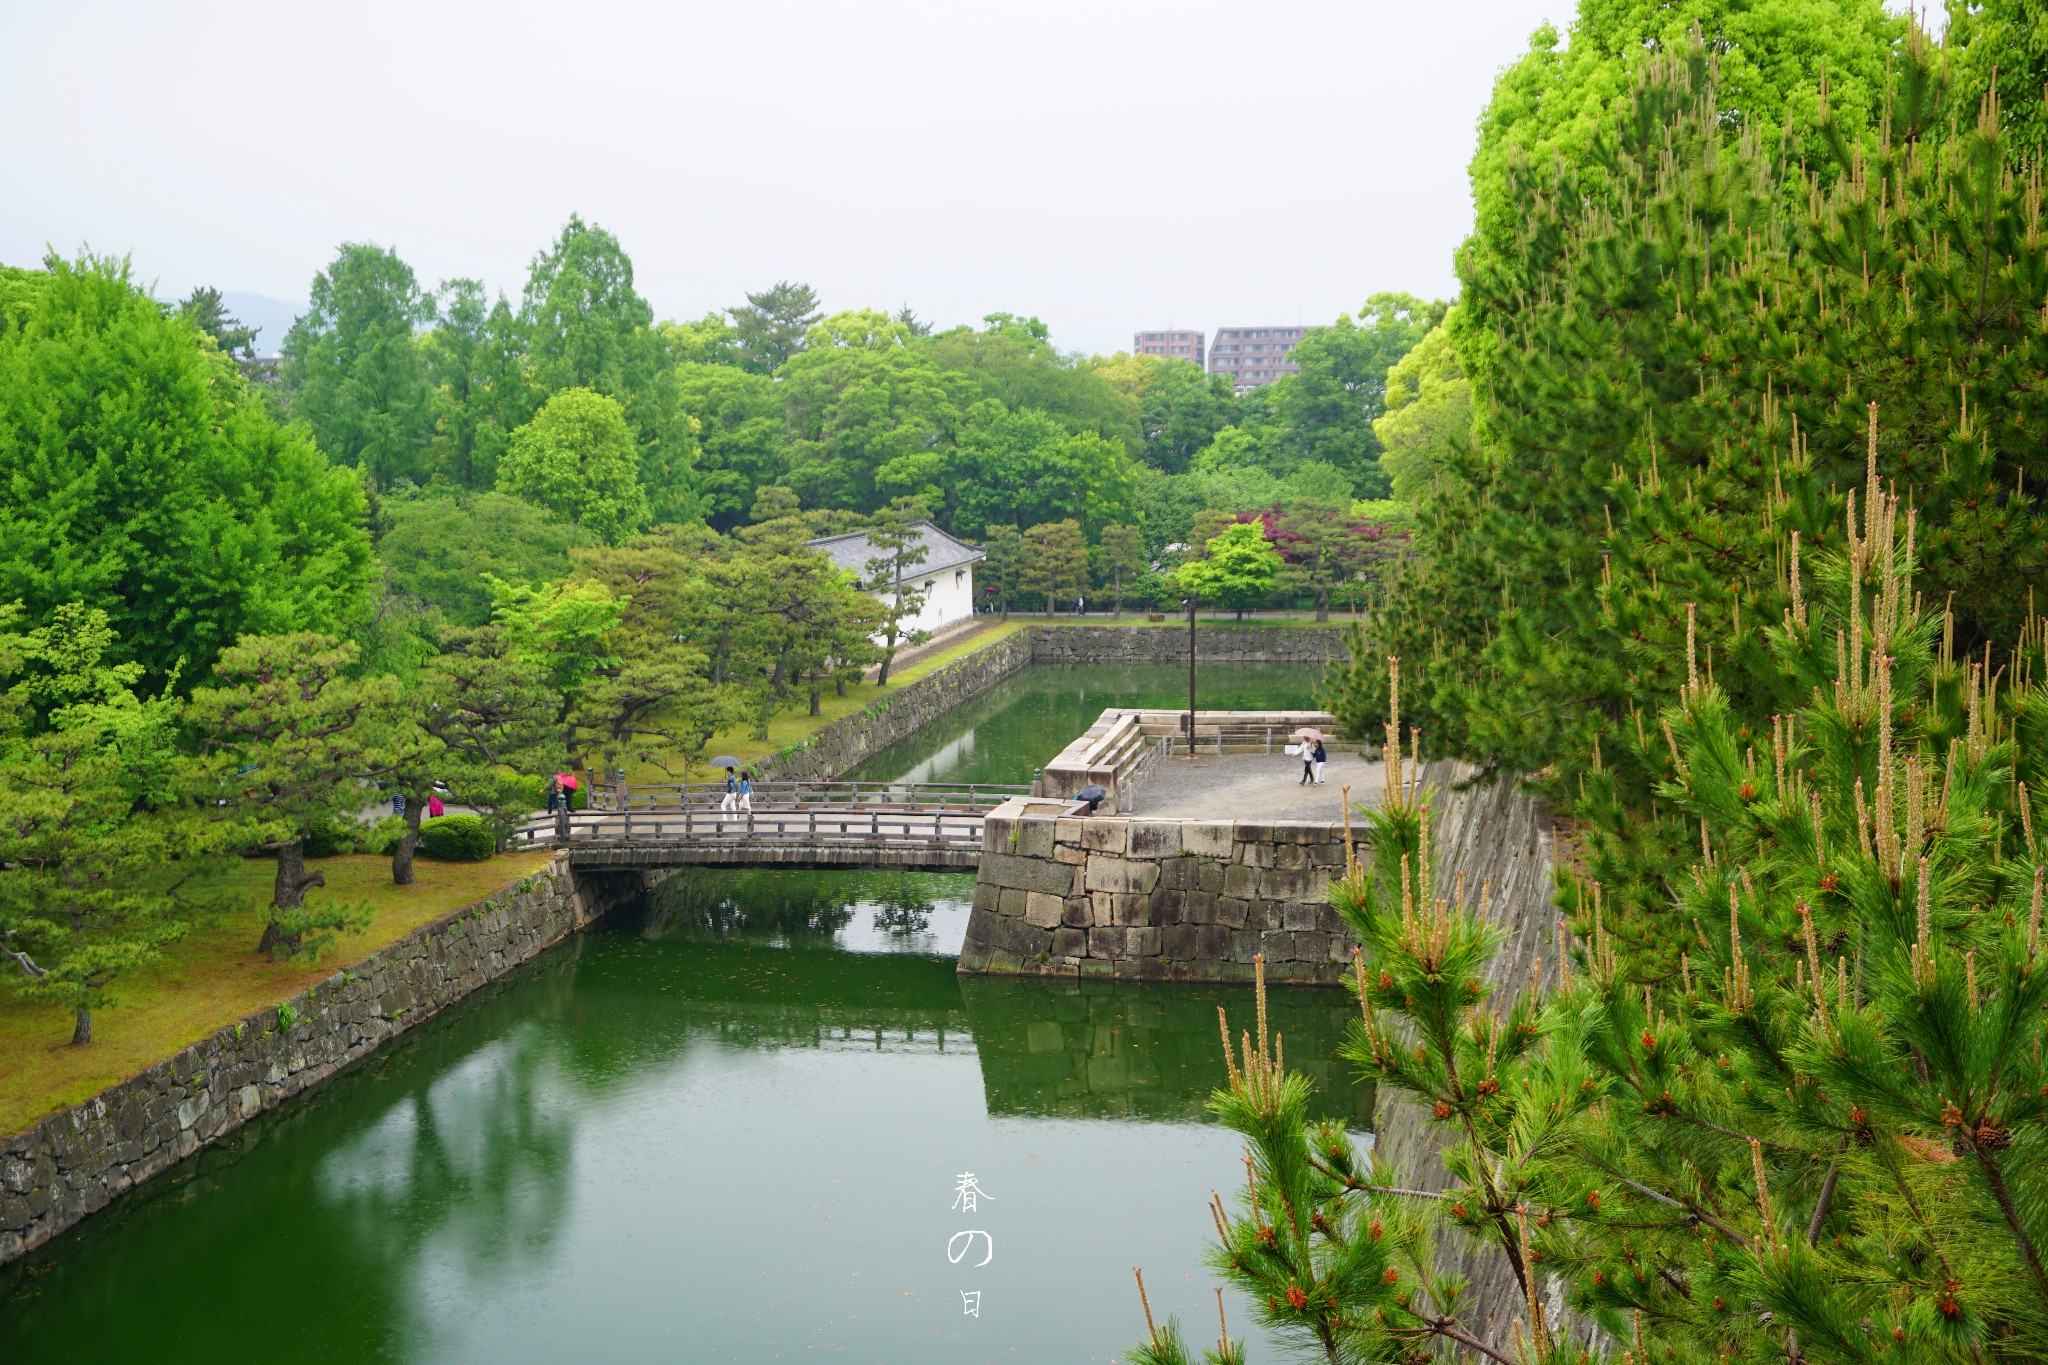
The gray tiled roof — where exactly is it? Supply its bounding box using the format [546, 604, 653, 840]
[806, 520, 986, 588]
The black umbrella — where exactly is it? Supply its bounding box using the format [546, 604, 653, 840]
[1076, 783, 1108, 813]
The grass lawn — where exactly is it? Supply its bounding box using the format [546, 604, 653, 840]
[624, 621, 1027, 785]
[0, 849, 553, 1138]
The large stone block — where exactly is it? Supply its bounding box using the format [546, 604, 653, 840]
[1160, 924, 1202, 960]
[1088, 926, 1124, 957]
[1126, 927, 1161, 957]
[999, 887, 1031, 917]
[1127, 821, 1183, 858]
[1014, 817, 1058, 859]
[1181, 823, 1234, 858]
[1281, 903, 1323, 931]
[1158, 856, 1197, 891]
[1063, 898, 1093, 928]
[1259, 866, 1330, 902]
[1073, 820, 1126, 853]
[1024, 892, 1065, 928]
[983, 914, 1053, 959]
[1222, 864, 1258, 899]
[979, 852, 1081, 896]
[1084, 857, 1159, 895]
[1050, 927, 1088, 958]
[1215, 896, 1250, 928]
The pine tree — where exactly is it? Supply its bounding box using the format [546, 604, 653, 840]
[1097, 524, 1146, 618]
[865, 495, 932, 686]
[185, 634, 407, 958]
[1019, 519, 1088, 617]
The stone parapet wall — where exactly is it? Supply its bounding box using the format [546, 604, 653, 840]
[960, 809, 1360, 983]
[1026, 624, 1350, 665]
[752, 628, 1033, 782]
[0, 855, 602, 1266]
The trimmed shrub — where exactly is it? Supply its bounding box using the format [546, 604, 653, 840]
[417, 814, 494, 862]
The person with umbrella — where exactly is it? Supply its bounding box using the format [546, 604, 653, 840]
[1293, 727, 1324, 786]
[712, 758, 742, 823]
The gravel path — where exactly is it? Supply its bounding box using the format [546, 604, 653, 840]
[1127, 750, 1385, 822]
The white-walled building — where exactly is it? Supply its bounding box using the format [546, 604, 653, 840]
[807, 521, 985, 642]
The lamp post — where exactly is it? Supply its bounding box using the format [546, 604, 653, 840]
[1182, 594, 1197, 758]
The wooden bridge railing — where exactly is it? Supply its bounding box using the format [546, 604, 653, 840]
[517, 802, 989, 851]
[581, 779, 1028, 815]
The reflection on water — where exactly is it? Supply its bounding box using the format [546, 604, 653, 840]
[844, 661, 1321, 787]
[642, 867, 974, 956]
[963, 976, 1371, 1127]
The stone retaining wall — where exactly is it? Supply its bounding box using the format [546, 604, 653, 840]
[1026, 623, 1350, 664]
[0, 855, 607, 1266]
[960, 810, 1360, 983]
[752, 627, 1034, 782]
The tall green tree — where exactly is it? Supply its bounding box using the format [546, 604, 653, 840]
[0, 607, 196, 1046]
[421, 279, 533, 489]
[778, 310, 972, 513]
[864, 496, 931, 687]
[1255, 294, 1445, 494]
[281, 242, 438, 485]
[1019, 519, 1089, 617]
[1371, 314, 1468, 506]
[731, 280, 822, 374]
[675, 360, 790, 528]
[384, 626, 561, 881]
[1095, 525, 1146, 618]
[1176, 521, 1280, 619]
[378, 488, 593, 626]
[1337, 32, 2048, 947]
[186, 634, 410, 958]
[0, 254, 372, 685]
[921, 315, 1141, 453]
[940, 401, 1144, 540]
[522, 216, 699, 523]
[497, 388, 650, 544]
[1946, 0, 2048, 163]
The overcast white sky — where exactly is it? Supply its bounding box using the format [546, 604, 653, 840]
[3, 0, 1574, 355]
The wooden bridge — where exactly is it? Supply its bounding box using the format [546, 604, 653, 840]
[515, 780, 1029, 872]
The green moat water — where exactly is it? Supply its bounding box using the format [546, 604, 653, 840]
[1, 664, 1356, 1363]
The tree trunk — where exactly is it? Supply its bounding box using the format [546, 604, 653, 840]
[1315, 588, 1331, 623]
[877, 643, 895, 687]
[1045, 594, 1056, 618]
[392, 795, 425, 886]
[72, 1006, 91, 1046]
[809, 687, 822, 716]
[261, 837, 325, 956]
[836, 675, 848, 697]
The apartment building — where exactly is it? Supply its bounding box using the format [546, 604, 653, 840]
[1208, 326, 1306, 391]
[1132, 329, 1206, 369]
